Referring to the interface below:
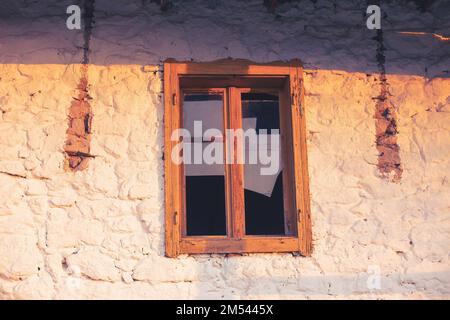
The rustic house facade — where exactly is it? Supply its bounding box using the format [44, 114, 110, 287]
[0, 0, 449, 299]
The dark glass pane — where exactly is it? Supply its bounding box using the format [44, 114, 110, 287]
[241, 93, 285, 235]
[183, 93, 226, 236]
[241, 93, 280, 132]
[244, 174, 285, 235]
[185, 176, 226, 236]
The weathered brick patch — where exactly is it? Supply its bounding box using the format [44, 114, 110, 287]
[374, 29, 403, 182]
[374, 75, 403, 182]
[64, 0, 95, 171]
[64, 65, 94, 171]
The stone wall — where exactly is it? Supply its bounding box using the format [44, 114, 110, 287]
[0, 0, 449, 299]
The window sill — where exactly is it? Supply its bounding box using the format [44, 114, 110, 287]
[179, 236, 300, 254]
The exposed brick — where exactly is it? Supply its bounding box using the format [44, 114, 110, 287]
[64, 65, 94, 171]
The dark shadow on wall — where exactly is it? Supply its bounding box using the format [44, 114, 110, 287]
[0, 0, 449, 78]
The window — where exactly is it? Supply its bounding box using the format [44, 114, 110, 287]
[164, 59, 311, 257]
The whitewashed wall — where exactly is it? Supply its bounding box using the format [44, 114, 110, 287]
[0, 0, 449, 299]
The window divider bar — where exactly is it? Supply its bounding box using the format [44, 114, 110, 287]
[228, 87, 245, 239]
[223, 88, 233, 239]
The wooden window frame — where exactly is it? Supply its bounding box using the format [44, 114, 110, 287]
[164, 59, 312, 257]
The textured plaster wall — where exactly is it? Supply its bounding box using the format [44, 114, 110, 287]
[0, 0, 449, 299]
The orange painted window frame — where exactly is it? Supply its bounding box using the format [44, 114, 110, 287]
[164, 59, 312, 257]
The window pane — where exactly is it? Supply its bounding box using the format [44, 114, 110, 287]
[183, 93, 227, 236]
[241, 93, 285, 235]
